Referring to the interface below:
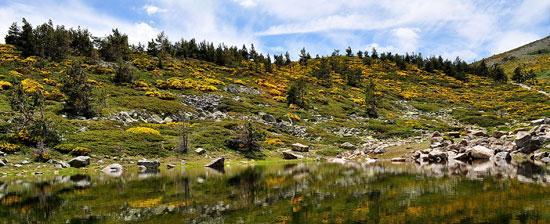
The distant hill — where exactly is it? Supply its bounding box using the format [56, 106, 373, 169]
[481, 35, 550, 77]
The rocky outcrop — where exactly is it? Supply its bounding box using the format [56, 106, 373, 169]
[195, 148, 206, 155]
[137, 159, 160, 170]
[514, 124, 549, 153]
[291, 143, 310, 152]
[340, 142, 355, 150]
[205, 157, 224, 169]
[223, 84, 261, 95]
[68, 156, 91, 168]
[283, 150, 303, 160]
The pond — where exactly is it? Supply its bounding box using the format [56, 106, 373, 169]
[0, 161, 549, 223]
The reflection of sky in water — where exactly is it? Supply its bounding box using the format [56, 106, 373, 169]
[0, 161, 548, 223]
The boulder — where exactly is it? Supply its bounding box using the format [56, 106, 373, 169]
[447, 131, 460, 138]
[492, 151, 511, 162]
[205, 157, 224, 169]
[471, 130, 488, 137]
[291, 143, 310, 152]
[492, 131, 506, 139]
[195, 148, 206, 155]
[372, 146, 386, 154]
[102, 164, 123, 176]
[68, 156, 91, 168]
[531, 118, 549, 126]
[283, 150, 303, 160]
[167, 164, 176, 169]
[470, 146, 493, 159]
[0, 151, 5, 157]
[391, 157, 406, 162]
[137, 159, 160, 170]
[432, 131, 442, 137]
[514, 131, 540, 153]
[340, 142, 355, 150]
[531, 151, 549, 161]
[454, 152, 471, 162]
[428, 150, 448, 163]
[0, 159, 6, 167]
[542, 157, 550, 163]
[52, 160, 70, 168]
[262, 114, 276, 123]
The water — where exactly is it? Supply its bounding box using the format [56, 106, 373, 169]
[0, 161, 548, 223]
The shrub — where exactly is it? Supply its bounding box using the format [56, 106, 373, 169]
[287, 78, 307, 108]
[126, 127, 161, 135]
[60, 62, 95, 117]
[145, 90, 176, 100]
[0, 142, 20, 153]
[21, 78, 43, 93]
[113, 61, 135, 84]
[0, 81, 12, 90]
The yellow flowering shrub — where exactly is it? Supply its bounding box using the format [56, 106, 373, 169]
[8, 70, 22, 77]
[145, 90, 176, 100]
[287, 112, 301, 121]
[22, 56, 38, 65]
[126, 127, 161, 135]
[273, 96, 286, 102]
[133, 81, 150, 91]
[43, 78, 57, 86]
[44, 89, 65, 101]
[0, 142, 20, 153]
[0, 81, 12, 90]
[129, 197, 163, 208]
[156, 78, 219, 92]
[21, 78, 43, 93]
[265, 138, 283, 146]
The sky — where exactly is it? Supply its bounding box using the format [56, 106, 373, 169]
[0, 0, 549, 61]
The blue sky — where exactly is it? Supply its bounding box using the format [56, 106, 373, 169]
[0, 0, 549, 61]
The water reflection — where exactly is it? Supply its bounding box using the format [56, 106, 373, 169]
[0, 161, 548, 223]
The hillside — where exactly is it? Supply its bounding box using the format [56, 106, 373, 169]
[480, 35, 550, 92]
[1, 39, 548, 166]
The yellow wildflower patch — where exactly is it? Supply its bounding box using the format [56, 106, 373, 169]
[126, 127, 161, 135]
[21, 78, 43, 93]
[0, 80, 12, 90]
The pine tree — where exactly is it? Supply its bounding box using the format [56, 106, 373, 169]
[345, 46, 353, 57]
[365, 79, 378, 118]
[299, 48, 309, 66]
[284, 52, 291, 65]
[287, 78, 307, 108]
[512, 66, 524, 83]
[5, 22, 20, 45]
[19, 18, 35, 57]
[61, 62, 95, 117]
[371, 47, 378, 59]
[97, 29, 130, 61]
[491, 65, 507, 83]
[265, 54, 273, 73]
[311, 58, 332, 87]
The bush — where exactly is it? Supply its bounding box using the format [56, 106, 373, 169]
[113, 61, 135, 84]
[126, 127, 161, 135]
[287, 78, 307, 108]
[0, 142, 21, 153]
[61, 62, 95, 117]
[0, 81, 12, 90]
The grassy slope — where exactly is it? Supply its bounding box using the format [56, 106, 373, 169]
[0, 44, 548, 161]
[480, 35, 550, 92]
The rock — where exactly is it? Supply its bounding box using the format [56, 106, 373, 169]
[340, 142, 355, 150]
[492, 131, 506, 139]
[428, 150, 448, 163]
[542, 157, 550, 163]
[282, 150, 303, 160]
[68, 156, 91, 168]
[0, 159, 6, 167]
[291, 143, 310, 152]
[531, 151, 549, 160]
[52, 160, 70, 168]
[0, 151, 6, 157]
[195, 148, 206, 155]
[447, 131, 460, 138]
[471, 130, 488, 137]
[328, 157, 347, 164]
[372, 146, 386, 154]
[102, 163, 123, 173]
[431, 136, 444, 144]
[205, 157, 224, 169]
[454, 152, 471, 162]
[167, 164, 176, 169]
[514, 131, 540, 154]
[531, 118, 549, 126]
[470, 146, 493, 159]
[262, 114, 276, 123]
[432, 131, 442, 137]
[459, 139, 469, 147]
[492, 151, 511, 162]
[137, 159, 160, 170]
[391, 157, 406, 162]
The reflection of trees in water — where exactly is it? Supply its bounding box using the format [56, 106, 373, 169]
[227, 167, 265, 205]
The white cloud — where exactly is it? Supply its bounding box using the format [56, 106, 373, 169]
[143, 5, 166, 15]
[391, 27, 419, 53]
[233, 0, 258, 8]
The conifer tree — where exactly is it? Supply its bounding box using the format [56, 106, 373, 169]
[365, 79, 378, 118]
